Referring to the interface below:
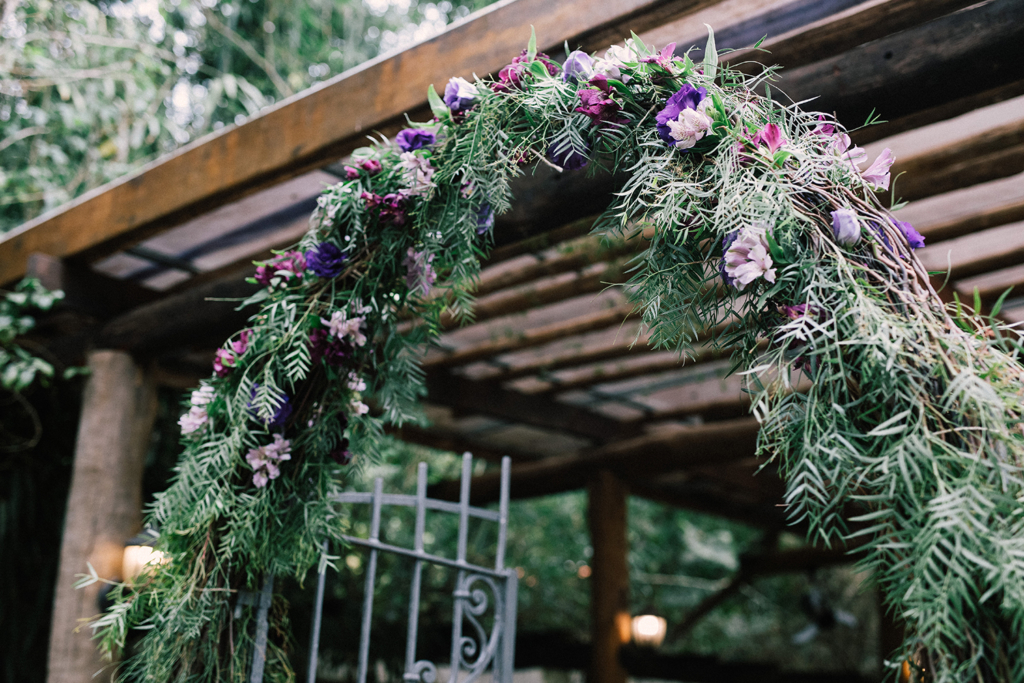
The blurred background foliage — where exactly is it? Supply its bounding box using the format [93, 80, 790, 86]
[0, 0, 492, 233]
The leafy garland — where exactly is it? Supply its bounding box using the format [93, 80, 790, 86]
[90, 29, 1024, 682]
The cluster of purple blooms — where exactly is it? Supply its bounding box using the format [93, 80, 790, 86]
[255, 251, 306, 287]
[213, 329, 251, 378]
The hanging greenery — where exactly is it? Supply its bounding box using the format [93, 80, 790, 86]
[84, 28, 1024, 682]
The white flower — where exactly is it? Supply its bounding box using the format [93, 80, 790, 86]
[399, 152, 435, 196]
[350, 399, 370, 416]
[665, 107, 713, 149]
[178, 406, 208, 434]
[347, 373, 366, 392]
[723, 224, 777, 290]
[190, 385, 215, 406]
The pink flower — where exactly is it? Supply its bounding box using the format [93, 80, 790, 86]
[830, 133, 867, 167]
[230, 329, 252, 356]
[861, 148, 895, 191]
[757, 123, 786, 154]
[255, 252, 306, 287]
[190, 385, 215, 406]
[213, 348, 236, 378]
[813, 115, 835, 137]
[322, 310, 367, 347]
[723, 224, 777, 290]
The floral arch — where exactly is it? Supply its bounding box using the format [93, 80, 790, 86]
[95, 30, 1024, 682]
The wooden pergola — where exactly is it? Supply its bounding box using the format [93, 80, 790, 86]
[5, 0, 1022, 681]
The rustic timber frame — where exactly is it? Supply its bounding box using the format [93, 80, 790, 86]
[6, 0, 1023, 681]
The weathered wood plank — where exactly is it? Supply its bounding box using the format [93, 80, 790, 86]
[0, 0, 728, 286]
[917, 220, 1024, 281]
[893, 172, 1024, 245]
[428, 417, 759, 503]
[588, 471, 630, 683]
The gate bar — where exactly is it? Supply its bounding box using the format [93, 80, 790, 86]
[356, 477, 384, 683]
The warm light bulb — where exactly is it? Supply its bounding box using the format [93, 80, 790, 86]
[122, 545, 167, 582]
[630, 614, 667, 648]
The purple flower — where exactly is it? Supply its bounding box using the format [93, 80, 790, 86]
[477, 204, 495, 235]
[723, 224, 777, 290]
[547, 141, 588, 171]
[576, 89, 625, 126]
[655, 83, 707, 144]
[246, 434, 292, 488]
[493, 50, 559, 92]
[813, 115, 835, 137]
[861, 148, 895, 191]
[757, 123, 786, 154]
[309, 328, 354, 367]
[230, 329, 252, 356]
[248, 388, 293, 430]
[255, 251, 306, 286]
[444, 77, 479, 113]
[639, 42, 678, 71]
[831, 209, 861, 246]
[358, 159, 382, 174]
[404, 248, 436, 297]
[562, 50, 594, 84]
[306, 242, 348, 279]
[780, 304, 812, 320]
[213, 349, 235, 378]
[344, 166, 360, 180]
[362, 192, 408, 226]
[895, 219, 925, 250]
[396, 128, 435, 152]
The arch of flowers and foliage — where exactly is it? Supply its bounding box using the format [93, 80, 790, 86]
[88, 29, 1024, 682]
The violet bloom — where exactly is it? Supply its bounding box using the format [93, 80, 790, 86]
[255, 251, 306, 286]
[306, 242, 348, 279]
[831, 209, 861, 246]
[719, 231, 739, 287]
[895, 219, 925, 250]
[813, 115, 835, 137]
[476, 204, 495, 235]
[780, 304, 812, 320]
[344, 166, 360, 180]
[404, 248, 437, 297]
[655, 84, 710, 149]
[444, 77, 479, 113]
[576, 89, 625, 126]
[396, 128, 436, 152]
[493, 50, 559, 92]
[358, 159, 382, 174]
[248, 387, 293, 430]
[246, 434, 292, 488]
[722, 224, 777, 290]
[362, 192, 408, 226]
[547, 141, 589, 171]
[308, 328, 354, 367]
[562, 51, 595, 84]
[861, 148, 895, 191]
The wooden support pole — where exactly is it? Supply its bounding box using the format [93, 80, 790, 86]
[47, 350, 157, 683]
[588, 471, 630, 683]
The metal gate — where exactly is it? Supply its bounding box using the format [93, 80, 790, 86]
[251, 453, 518, 683]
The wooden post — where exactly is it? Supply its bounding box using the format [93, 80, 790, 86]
[47, 350, 157, 683]
[588, 470, 630, 683]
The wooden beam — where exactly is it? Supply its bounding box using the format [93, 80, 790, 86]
[627, 478, 787, 529]
[25, 253, 159, 321]
[95, 273, 259, 357]
[428, 417, 759, 504]
[425, 371, 638, 442]
[588, 471, 630, 683]
[0, 0, 730, 286]
[917, 220, 1024, 281]
[893, 172, 1024, 245]
[47, 351, 157, 683]
[773, 0, 1024, 132]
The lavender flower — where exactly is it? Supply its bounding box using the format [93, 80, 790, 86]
[638, 42, 678, 71]
[246, 434, 292, 488]
[344, 166, 360, 180]
[358, 159, 382, 174]
[362, 192, 408, 226]
[444, 77, 479, 112]
[831, 209, 861, 246]
[404, 248, 436, 297]
[722, 224, 777, 290]
[576, 89, 625, 126]
[398, 152, 435, 196]
[719, 231, 739, 287]
[895, 219, 925, 250]
[861, 148, 895, 191]
[322, 309, 367, 347]
[308, 328, 353, 367]
[655, 84, 710, 149]
[395, 128, 435, 152]
[306, 242, 348, 279]
[178, 406, 208, 435]
[562, 51, 595, 84]
[493, 50, 559, 92]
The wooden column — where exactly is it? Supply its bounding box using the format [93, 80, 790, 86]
[587, 470, 630, 683]
[47, 350, 157, 683]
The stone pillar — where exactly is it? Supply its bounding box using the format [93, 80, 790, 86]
[47, 351, 157, 683]
[588, 470, 630, 683]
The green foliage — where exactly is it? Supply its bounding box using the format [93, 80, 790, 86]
[84, 31, 1024, 683]
[0, 278, 64, 392]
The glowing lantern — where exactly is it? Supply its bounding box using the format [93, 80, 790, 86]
[630, 613, 667, 649]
